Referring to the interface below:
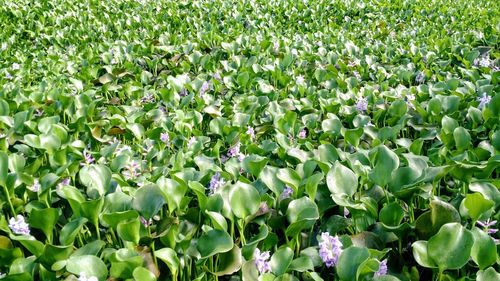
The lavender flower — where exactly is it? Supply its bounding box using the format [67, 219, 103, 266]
[213, 72, 222, 82]
[188, 136, 196, 147]
[199, 81, 211, 96]
[115, 144, 131, 155]
[179, 88, 188, 97]
[140, 93, 155, 104]
[416, 72, 425, 84]
[343, 208, 350, 218]
[78, 272, 98, 281]
[160, 132, 170, 145]
[28, 179, 41, 192]
[9, 215, 30, 235]
[280, 186, 293, 200]
[254, 248, 271, 274]
[228, 142, 241, 158]
[140, 216, 152, 227]
[11, 63, 20, 70]
[406, 93, 416, 110]
[5, 72, 12, 80]
[220, 154, 229, 163]
[353, 71, 361, 79]
[81, 150, 95, 166]
[319, 232, 342, 267]
[478, 94, 491, 109]
[477, 219, 498, 235]
[298, 129, 307, 139]
[474, 56, 491, 68]
[57, 177, 71, 190]
[247, 126, 256, 140]
[375, 259, 388, 276]
[123, 161, 141, 180]
[355, 97, 368, 112]
[208, 172, 225, 195]
[273, 42, 280, 53]
[296, 75, 305, 86]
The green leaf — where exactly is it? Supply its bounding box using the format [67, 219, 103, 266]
[336, 246, 369, 281]
[412, 240, 437, 268]
[66, 255, 108, 281]
[453, 127, 471, 150]
[117, 219, 140, 244]
[286, 197, 319, 237]
[205, 211, 228, 232]
[277, 168, 301, 190]
[270, 247, 294, 276]
[0, 151, 8, 187]
[464, 193, 494, 221]
[242, 155, 268, 177]
[59, 218, 88, 246]
[157, 177, 187, 213]
[427, 222, 474, 271]
[132, 267, 157, 281]
[79, 164, 112, 199]
[156, 248, 180, 277]
[215, 245, 242, 276]
[197, 230, 233, 259]
[344, 128, 364, 147]
[229, 181, 260, 219]
[132, 184, 166, 219]
[327, 161, 358, 199]
[471, 227, 496, 269]
[288, 256, 314, 272]
[28, 208, 59, 243]
[415, 199, 461, 239]
[369, 145, 399, 187]
[477, 267, 500, 281]
[379, 202, 404, 227]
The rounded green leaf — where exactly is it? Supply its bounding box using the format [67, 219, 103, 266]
[214, 245, 242, 276]
[29, 208, 59, 243]
[270, 247, 294, 276]
[132, 267, 157, 281]
[79, 164, 111, 199]
[464, 193, 494, 221]
[471, 227, 496, 269]
[327, 161, 358, 197]
[229, 181, 260, 219]
[453, 127, 471, 150]
[66, 255, 108, 281]
[132, 184, 166, 219]
[59, 218, 88, 246]
[156, 248, 179, 276]
[369, 145, 399, 187]
[427, 223, 474, 270]
[412, 240, 437, 268]
[197, 230, 233, 259]
[336, 246, 370, 281]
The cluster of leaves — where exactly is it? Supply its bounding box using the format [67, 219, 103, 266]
[0, 0, 499, 280]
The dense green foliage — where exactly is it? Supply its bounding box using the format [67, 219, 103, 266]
[0, 0, 499, 280]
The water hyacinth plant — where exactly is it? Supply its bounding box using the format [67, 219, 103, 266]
[0, 0, 499, 280]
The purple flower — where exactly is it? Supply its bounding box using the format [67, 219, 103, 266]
[353, 71, 361, 79]
[478, 94, 491, 109]
[273, 42, 279, 53]
[298, 129, 307, 139]
[355, 97, 368, 112]
[220, 154, 229, 163]
[160, 132, 170, 145]
[474, 56, 491, 68]
[5, 72, 12, 80]
[416, 72, 425, 84]
[28, 179, 41, 192]
[140, 93, 155, 104]
[213, 72, 222, 82]
[140, 216, 152, 227]
[33, 109, 43, 117]
[9, 215, 30, 235]
[280, 186, 293, 200]
[319, 232, 342, 267]
[11, 63, 20, 70]
[247, 126, 256, 140]
[208, 172, 225, 195]
[254, 248, 271, 274]
[343, 208, 350, 218]
[57, 177, 71, 190]
[199, 81, 211, 96]
[228, 142, 241, 158]
[123, 161, 141, 180]
[179, 88, 188, 97]
[81, 150, 95, 166]
[187, 137, 196, 147]
[375, 259, 388, 276]
[296, 75, 305, 86]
